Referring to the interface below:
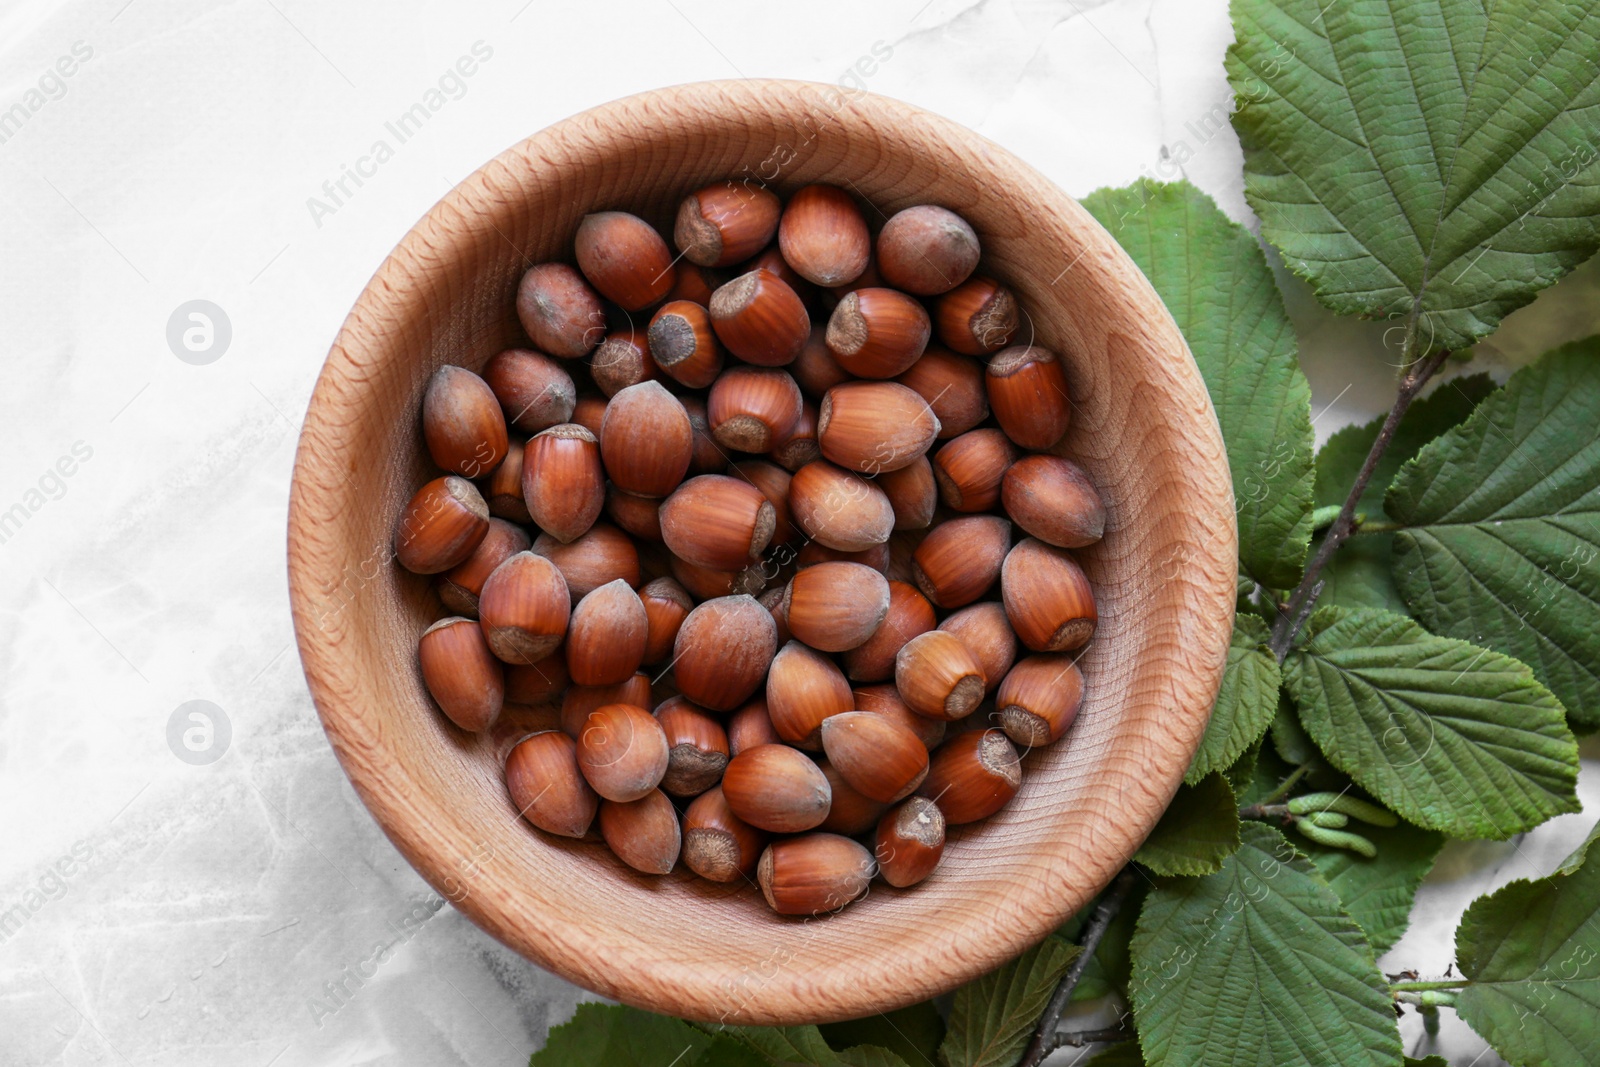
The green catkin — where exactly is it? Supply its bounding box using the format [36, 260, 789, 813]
[1306, 810, 1350, 829]
[1296, 820, 1378, 857]
[1287, 792, 1399, 827]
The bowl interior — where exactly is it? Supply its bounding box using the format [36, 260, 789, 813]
[287, 80, 1236, 1025]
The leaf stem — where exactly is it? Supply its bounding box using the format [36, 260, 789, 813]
[1259, 764, 1312, 806]
[1268, 347, 1452, 660]
[1237, 802, 1292, 821]
[1048, 1025, 1135, 1051]
[1390, 979, 1470, 993]
[1019, 868, 1139, 1067]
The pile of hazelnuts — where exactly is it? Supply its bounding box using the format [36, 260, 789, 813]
[395, 180, 1103, 917]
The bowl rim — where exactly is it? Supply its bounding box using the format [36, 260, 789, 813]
[287, 78, 1237, 1024]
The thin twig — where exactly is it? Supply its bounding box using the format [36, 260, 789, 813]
[1049, 1025, 1135, 1051]
[1268, 347, 1452, 660]
[1019, 868, 1140, 1067]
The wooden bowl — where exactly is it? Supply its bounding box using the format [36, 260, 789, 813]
[287, 80, 1235, 1024]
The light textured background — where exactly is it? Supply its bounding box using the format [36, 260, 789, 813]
[1, 1, 1595, 1065]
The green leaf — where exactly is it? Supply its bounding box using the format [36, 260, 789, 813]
[1405, 1059, 1448, 1067]
[1083, 179, 1314, 588]
[1187, 614, 1280, 784]
[939, 935, 1080, 1067]
[820, 1002, 943, 1067]
[1387, 339, 1600, 732]
[534, 1004, 761, 1067]
[1283, 606, 1579, 838]
[1454, 821, 1600, 1067]
[721, 1025, 911, 1067]
[1135, 774, 1241, 876]
[1313, 375, 1498, 613]
[1130, 823, 1402, 1067]
[1226, 0, 1600, 352]
[1304, 820, 1446, 955]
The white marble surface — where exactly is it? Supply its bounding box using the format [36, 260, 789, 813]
[1, 1, 1595, 1065]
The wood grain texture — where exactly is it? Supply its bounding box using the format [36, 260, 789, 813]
[286, 80, 1237, 1024]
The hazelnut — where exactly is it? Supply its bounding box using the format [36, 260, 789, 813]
[418, 617, 504, 732]
[504, 649, 570, 705]
[599, 380, 694, 498]
[781, 561, 891, 653]
[395, 476, 490, 575]
[522, 424, 605, 544]
[819, 711, 929, 803]
[565, 579, 648, 686]
[559, 673, 652, 737]
[659, 474, 776, 571]
[825, 288, 931, 379]
[422, 365, 509, 477]
[598, 789, 681, 874]
[787, 460, 894, 552]
[654, 695, 730, 797]
[875, 205, 980, 295]
[506, 731, 598, 838]
[665, 262, 728, 307]
[589, 328, 659, 398]
[574, 211, 675, 311]
[938, 601, 1018, 697]
[678, 395, 728, 475]
[791, 325, 852, 398]
[875, 796, 946, 887]
[708, 367, 804, 452]
[638, 576, 693, 665]
[682, 785, 767, 882]
[478, 437, 533, 524]
[575, 703, 670, 802]
[918, 728, 1021, 824]
[895, 345, 988, 438]
[935, 276, 1018, 355]
[569, 394, 608, 437]
[894, 630, 986, 720]
[997, 654, 1084, 748]
[794, 540, 891, 574]
[757, 833, 875, 915]
[675, 182, 782, 267]
[817, 758, 890, 834]
[730, 461, 795, 545]
[532, 523, 640, 598]
[721, 743, 832, 833]
[1000, 455, 1106, 549]
[604, 486, 663, 542]
[726, 696, 782, 756]
[437, 517, 530, 617]
[1001, 538, 1097, 652]
[477, 551, 570, 664]
[777, 185, 871, 287]
[987, 345, 1071, 450]
[767, 400, 821, 471]
[669, 555, 767, 601]
[842, 580, 936, 682]
[874, 456, 937, 531]
[816, 381, 941, 473]
[648, 300, 725, 388]
[708, 269, 811, 366]
[853, 684, 946, 750]
[672, 595, 778, 711]
[516, 263, 605, 359]
[933, 428, 1018, 512]
[766, 640, 853, 748]
[910, 514, 1011, 608]
[758, 585, 793, 646]
[483, 348, 578, 432]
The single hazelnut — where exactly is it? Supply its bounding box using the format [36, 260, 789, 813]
[575, 703, 670, 802]
[933, 428, 1018, 512]
[565, 579, 648, 686]
[825, 288, 931, 379]
[708, 367, 804, 452]
[506, 731, 598, 838]
[516, 263, 605, 358]
[918, 728, 1021, 824]
[1000, 455, 1106, 549]
[522, 424, 605, 544]
[721, 743, 832, 833]
[599, 380, 694, 498]
[894, 630, 986, 720]
[1001, 538, 1097, 652]
[598, 789, 681, 874]
[659, 474, 776, 571]
[757, 833, 875, 915]
[935, 276, 1018, 355]
[477, 551, 570, 664]
[874, 456, 937, 531]
[997, 654, 1085, 748]
[672, 594, 778, 711]
[819, 711, 929, 803]
[418, 617, 503, 732]
[895, 345, 989, 438]
[574, 211, 675, 311]
[654, 695, 730, 797]
[777, 185, 871, 287]
[987, 345, 1071, 450]
[781, 561, 891, 653]
[817, 380, 940, 473]
[532, 523, 640, 598]
[483, 348, 578, 432]
[910, 514, 1011, 608]
[682, 785, 767, 882]
[787, 460, 894, 552]
[874, 796, 946, 887]
[422, 365, 509, 477]
[674, 182, 782, 267]
[648, 300, 725, 388]
[766, 640, 853, 748]
[708, 269, 811, 366]
[395, 476, 490, 575]
[875, 205, 980, 295]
